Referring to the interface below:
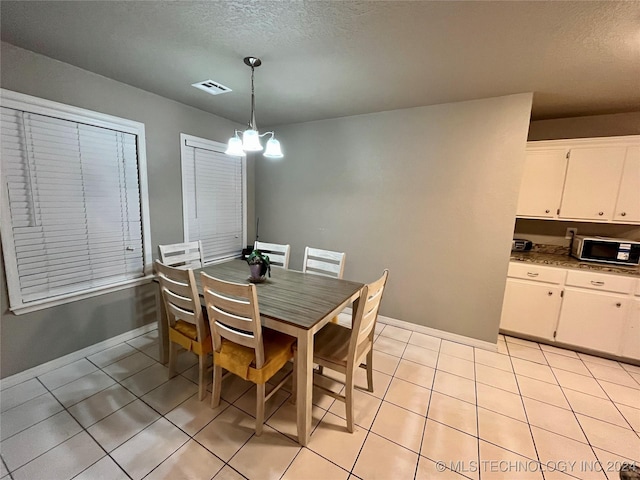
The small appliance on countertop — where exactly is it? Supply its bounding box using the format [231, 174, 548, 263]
[512, 238, 533, 252]
[571, 235, 640, 266]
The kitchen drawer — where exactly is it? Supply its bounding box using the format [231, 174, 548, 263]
[508, 263, 566, 284]
[565, 270, 635, 294]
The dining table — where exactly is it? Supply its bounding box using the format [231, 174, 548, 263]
[156, 258, 364, 446]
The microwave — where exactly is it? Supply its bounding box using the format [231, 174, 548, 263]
[571, 235, 640, 266]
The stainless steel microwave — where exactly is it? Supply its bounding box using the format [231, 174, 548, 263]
[571, 235, 640, 266]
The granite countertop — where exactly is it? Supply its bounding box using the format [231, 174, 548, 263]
[510, 245, 640, 277]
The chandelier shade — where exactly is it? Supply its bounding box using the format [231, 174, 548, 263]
[225, 57, 283, 158]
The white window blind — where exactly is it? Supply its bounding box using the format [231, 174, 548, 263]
[1, 92, 151, 313]
[181, 135, 246, 263]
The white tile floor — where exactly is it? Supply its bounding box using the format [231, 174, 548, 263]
[1, 322, 639, 480]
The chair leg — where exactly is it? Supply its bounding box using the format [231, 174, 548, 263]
[198, 353, 206, 401]
[366, 349, 374, 393]
[291, 354, 297, 405]
[168, 342, 179, 378]
[345, 367, 355, 433]
[256, 383, 266, 436]
[211, 364, 222, 408]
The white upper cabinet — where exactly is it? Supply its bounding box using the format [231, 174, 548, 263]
[516, 149, 567, 218]
[558, 146, 626, 221]
[613, 146, 640, 223]
[517, 136, 640, 224]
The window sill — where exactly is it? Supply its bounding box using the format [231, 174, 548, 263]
[9, 275, 156, 315]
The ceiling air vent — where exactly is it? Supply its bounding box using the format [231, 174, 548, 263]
[191, 80, 232, 96]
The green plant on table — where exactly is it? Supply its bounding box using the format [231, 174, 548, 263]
[246, 249, 271, 278]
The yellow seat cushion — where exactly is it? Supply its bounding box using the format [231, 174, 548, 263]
[170, 320, 212, 356]
[214, 328, 295, 384]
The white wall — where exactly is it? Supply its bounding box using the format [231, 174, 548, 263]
[256, 94, 533, 343]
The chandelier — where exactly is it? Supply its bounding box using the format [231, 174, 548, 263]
[225, 57, 283, 158]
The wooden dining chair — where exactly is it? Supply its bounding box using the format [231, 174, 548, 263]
[158, 240, 204, 269]
[201, 272, 296, 435]
[254, 241, 291, 269]
[303, 246, 347, 324]
[310, 269, 389, 432]
[303, 247, 346, 279]
[155, 260, 211, 400]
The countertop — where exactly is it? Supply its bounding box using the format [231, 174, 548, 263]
[510, 245, 640, 277]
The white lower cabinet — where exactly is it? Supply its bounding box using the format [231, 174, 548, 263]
[555, 289, 629, 355]
[500, 262, 639, 360]
[501, 279, 562, 341]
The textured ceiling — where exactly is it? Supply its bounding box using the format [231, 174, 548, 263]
[1, 1, 639, 127]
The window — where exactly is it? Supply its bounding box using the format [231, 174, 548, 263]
[0, 89, 152, 314]
[180, 134, 246, 264]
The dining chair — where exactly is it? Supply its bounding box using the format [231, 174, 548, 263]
[254, 241, 291, 269]
[158, 240, 204, 269]
[155, 260, 211, 400]
[310, 269, 389, 432]
[303, 246, 347, 324]
[302, 247, 346, 279]
[201, 272, 296, 435]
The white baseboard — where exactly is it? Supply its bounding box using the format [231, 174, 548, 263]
[339, 309, 498, 352]
[1, 323, 157, 390]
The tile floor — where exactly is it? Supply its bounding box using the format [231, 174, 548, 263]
[1, 320, 639, 480]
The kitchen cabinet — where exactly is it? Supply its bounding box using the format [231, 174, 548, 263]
[558, 146, 627, 221]
[517, 136, 640, 224]
[620, 298, 640, 359]
[516, 149, 567, 218]
[613, 146, 640, 223]
[500, 264, 640, 360]
[555, 288, 629, 355]
[500, 264, 566, 341]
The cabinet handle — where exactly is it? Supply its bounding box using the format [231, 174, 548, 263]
[527, 272, 539, 277]
[548, 291, 553, 296]
[598, 211, 604, 216]
[545, 209, 550, 214]
[616, 302, 622, 308]
[590, 280, 605, 286]
[621, 212, 626, 216]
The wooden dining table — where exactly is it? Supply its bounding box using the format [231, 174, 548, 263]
[156, 259, 364, 446]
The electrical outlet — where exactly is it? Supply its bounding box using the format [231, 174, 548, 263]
[565, 227, 577, 239]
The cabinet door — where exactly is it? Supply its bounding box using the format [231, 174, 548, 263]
[620, 298, 640, 360]
[613, 146, 640, 223]
[500, 279, 562, 340]
[516, 150, 567, 218]
[556, 288, 628, 355]
[559, 146, 627, 221]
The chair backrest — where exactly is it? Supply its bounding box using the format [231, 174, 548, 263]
[254, 241, 290, 269]
[200, 272, 265, 368]
[158, 241, 204, 269]
[303, 247, 346, 278]
[349, 270, 389, 366]
[155, 260, 207, 339]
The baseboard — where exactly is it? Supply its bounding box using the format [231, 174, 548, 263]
[339, 308, 498, 352]
[1, 323, 157, 389]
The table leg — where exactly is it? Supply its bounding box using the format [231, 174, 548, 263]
[296, 329, 313, 446]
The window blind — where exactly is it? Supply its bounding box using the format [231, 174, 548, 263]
[1, 106, 145, 306]
[181, 136, 245, 263]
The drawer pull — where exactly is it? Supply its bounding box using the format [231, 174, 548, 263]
[548, 291, 553, 296]
[621, 212, 626, 217]
[545, 209, 550, 214]
[616, 302, 622, 308]
[598, 211, 604, 216]
[527, 272, 539, 277]
[590, 280, 605, 286]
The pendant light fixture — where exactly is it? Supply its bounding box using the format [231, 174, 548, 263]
[225, 57, 283, 158]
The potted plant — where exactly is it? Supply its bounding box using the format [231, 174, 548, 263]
[246, 249, 271, 280]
